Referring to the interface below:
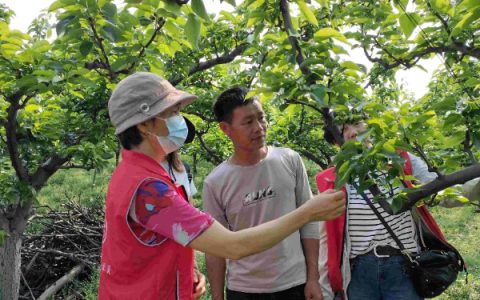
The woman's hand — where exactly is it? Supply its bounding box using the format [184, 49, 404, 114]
[193, 269, 206, 299]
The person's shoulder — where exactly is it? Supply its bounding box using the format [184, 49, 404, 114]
[270, 146, 300, 159]
[138, 177, 172, 191]
[204, 160, 231, 184]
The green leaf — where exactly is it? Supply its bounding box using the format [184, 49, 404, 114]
[297, 0, 318, 26]
[399, 13, 416, 38]
[164, 20, 180, 37]
[249, 0, 265, 9]
[390, 193, 408, 214]
[102, 24, 122, 42]
[341, 61, 362, 72]
[432, 0, 452, 14]
[16, 75, 38, 89]
[185, 13, 201, 49]
[444, 133, 465, 146]
[314, 28, 349, 44]
[220, 10, 236, 22]
[191, 0, 209, 21]
[48, 0, 77, 12]
[465, 78, 480, 87]
[56, 15, 75, 36]
[443, 113, 463, 128]
[163, 0, 181, 15]
[453, 7, 480, 36]
[110, 57, 131, 72]
[79, 41, 93, 56]
[311, 85, 326, 105]
[101, 3, 117, 23]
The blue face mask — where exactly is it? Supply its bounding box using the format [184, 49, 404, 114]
[155, 115, 188, 154]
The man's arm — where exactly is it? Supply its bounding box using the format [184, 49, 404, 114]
[302, 238, 323, 300]
[205, 254, 226, 300]
[202, 180, 228, 300]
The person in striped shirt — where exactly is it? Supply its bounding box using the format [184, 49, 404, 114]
[317, 120, 443, 300]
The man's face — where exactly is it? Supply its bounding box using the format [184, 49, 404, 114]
[340, 122, 366, 142]
[220, 100, 268, 151]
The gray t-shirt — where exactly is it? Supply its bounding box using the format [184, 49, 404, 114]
[203, 146, 319, 293]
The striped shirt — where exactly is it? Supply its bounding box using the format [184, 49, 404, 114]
[347, 177, 419, 258]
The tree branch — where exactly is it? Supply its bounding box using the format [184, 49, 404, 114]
[404, 163, 480, 208]
[285, 99, 323, 114]
[37, 264, 85, 300]
[247, 52, 268, 88]
[195, 131, 223, 165]
[123, 17, 166, 74]
[169, 43, 249, 86]
[285, 99, 345, 145]
[5, 92, 31, 182]
[31, 248, 96, 266]
[463, 128, 478, 164]
[363, 43, 480, 70]
[86, 15, 112, 79]
[30, 155, 71, 191]
[279, 0, 311, 76]
[297, 149, 328, 169]
[59, 163, 95, 170]
[426, 1, 451, 35]
[279, 1, 344, 145]
[412, 141, 442, 177]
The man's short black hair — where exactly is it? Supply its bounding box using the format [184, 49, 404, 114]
[213, 86, 256, 123]
[117, 126, 143, 150]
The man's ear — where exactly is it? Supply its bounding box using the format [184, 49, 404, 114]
[219, 121, 231, 137]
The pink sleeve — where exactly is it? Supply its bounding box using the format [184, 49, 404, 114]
[135, 179, 214, 246]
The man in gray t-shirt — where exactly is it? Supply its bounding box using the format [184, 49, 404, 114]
[203, 87, 322, 300]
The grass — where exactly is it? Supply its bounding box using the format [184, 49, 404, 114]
[431, 205, 480, 300]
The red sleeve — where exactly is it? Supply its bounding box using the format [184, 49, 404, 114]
[133, 179, 214, 246]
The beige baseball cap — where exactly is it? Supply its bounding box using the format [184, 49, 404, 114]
[108, 72, 197, 134]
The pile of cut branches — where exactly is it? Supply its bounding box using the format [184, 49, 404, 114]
[20, 201, 104, 299]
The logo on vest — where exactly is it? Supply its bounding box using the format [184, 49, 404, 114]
[244, 186, 275, 206]
[101, 263, 112, 275]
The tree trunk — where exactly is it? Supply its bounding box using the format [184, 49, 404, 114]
[0, 202, 30, 300]
[0, 229, 22, 300]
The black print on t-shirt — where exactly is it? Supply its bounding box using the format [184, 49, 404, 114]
[244, 186, 275, 206]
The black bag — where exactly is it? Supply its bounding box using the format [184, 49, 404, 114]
[403, 215, 466, 298]
[355, 185, 467, 298]
[405, 249, 463, 298]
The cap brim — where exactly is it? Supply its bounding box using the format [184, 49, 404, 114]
[158, 89, 197, 113]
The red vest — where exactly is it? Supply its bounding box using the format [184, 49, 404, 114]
[315, 151, 446, 297]
[98, 149, 194, 300]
